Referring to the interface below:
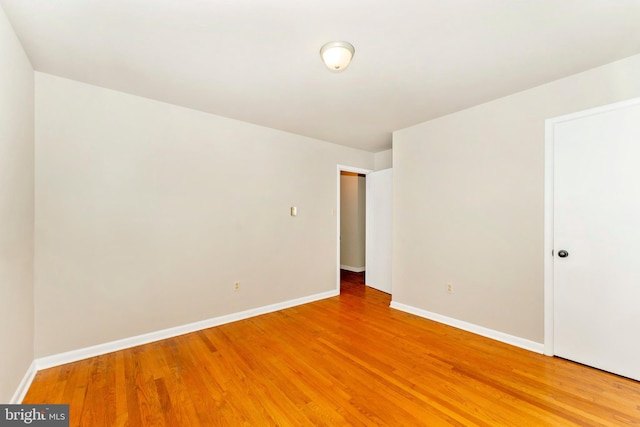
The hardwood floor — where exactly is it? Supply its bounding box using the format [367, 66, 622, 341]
[24, 271, 640, 426]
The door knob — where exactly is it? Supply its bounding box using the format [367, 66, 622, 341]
[558, 250, 569, 258]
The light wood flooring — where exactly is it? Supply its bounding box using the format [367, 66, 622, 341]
[24, 270, 640, 426]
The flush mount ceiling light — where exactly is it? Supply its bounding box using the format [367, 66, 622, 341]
[320, 41, 355, 72]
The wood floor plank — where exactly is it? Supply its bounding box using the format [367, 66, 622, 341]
[22, 271, 640, 426]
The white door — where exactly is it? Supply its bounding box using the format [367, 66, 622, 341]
[365, 169, 392, 294]
[552, 98, 640, 381]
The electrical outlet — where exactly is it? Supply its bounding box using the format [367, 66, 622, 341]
[447, 283, 453, 294]
[234, 282, 240, 292]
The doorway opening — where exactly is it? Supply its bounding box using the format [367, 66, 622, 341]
[336, 165, 371, 293]
[339, 171, 367, 292]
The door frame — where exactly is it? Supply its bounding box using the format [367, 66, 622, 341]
[543, 96, 640, 356]
[336, 165, 373, 293]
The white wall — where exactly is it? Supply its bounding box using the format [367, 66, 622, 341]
[0, 5, 34, 402]
[34, 73, 373, 357]
[393, 54, 640, 344]
[374, 149, 392, 170]
[340, 173, 366, 270]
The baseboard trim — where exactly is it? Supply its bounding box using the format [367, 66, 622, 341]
[10, 361, 37, 404]
[389, 301, 544, 354]
[340, 265, 365, 273]
[35, 289, 339, 370]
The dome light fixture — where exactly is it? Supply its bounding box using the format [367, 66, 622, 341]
[320, 41, 355, 72]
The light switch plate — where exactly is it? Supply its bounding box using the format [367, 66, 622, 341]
[290, 206, 297, 216]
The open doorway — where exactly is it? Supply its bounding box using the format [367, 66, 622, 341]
[340, 171, 366, 273]
[340, 171, 367, 291]
[336, 165, 393, 295]
[336, 165, 371, 293]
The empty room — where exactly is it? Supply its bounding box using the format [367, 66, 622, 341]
[2, 1, 640, 425]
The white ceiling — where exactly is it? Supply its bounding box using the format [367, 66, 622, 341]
[2, 0, 640, 152]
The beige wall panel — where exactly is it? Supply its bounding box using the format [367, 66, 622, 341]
[393, 54, 640, 343]
[35, 73, 373, 357]
[374, 149, 392, 170]
[0, 4, 34, 402]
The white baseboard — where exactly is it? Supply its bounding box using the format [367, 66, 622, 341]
[35, 289, 339, 370]
[10, 361, 37, 404]
[389, 301, 544, 354]
[340, 265, 365, 273]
